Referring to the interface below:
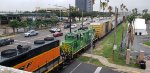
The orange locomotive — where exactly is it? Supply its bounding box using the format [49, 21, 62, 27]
[0, 40, 62, 73]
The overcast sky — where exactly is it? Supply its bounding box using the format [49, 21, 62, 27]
[0, 0, 149, 12]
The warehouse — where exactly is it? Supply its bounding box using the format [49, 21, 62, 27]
[133, 18, 147, 35]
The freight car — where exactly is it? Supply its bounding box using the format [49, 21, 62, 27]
[0, 39, 63, 73]
[90, 19, 113, 40]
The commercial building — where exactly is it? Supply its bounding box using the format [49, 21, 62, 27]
[35, 7, 68, 12]
[75, 0, 94, 12]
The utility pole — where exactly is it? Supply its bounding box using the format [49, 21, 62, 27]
[99, 0, 102, 20]
[89, 31, 95, 62]
[113, 7, 118, 63]
[54, 5, 62, 21]
[82, 11, 83, 28]
[69, 4, 72, 33]
[60, 9, 62, 21]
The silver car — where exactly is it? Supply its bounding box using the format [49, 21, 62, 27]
[24, 30, 38, 37]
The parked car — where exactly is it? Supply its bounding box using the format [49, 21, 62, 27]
[64, 24, 70, 29]
[78, 26, 88, 30]
[71, 24, 77, 29]
[49, 28, 61, 33]
[53, 32, 63, 37]
[86, 22, 90, 25]
[24, 30, 38, 37]
[44, 37, 54, 41]
[0, 38, 14, 47]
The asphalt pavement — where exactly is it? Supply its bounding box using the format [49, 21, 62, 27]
[130, 24, 150, 57]
[61, 60, 121, 73]
[0, 22, 85, 52]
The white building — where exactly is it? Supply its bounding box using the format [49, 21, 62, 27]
[35, 7, 68, 12]
[133, 18, 147, 35]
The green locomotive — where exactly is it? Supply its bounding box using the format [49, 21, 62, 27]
[61, 28, 95, 60]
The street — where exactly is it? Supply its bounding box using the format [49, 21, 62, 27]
[61, 60, 121, 73]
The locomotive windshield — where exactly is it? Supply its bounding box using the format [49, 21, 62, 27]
[65, 33, 77, 40]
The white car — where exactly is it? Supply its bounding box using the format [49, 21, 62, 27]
[49, 28, 61, 33]
[24, 30, 38, 37]
[71, 24, 77, 29]
[83, 22, 87, 26]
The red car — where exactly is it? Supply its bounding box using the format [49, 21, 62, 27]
[53, 32, 63, 37]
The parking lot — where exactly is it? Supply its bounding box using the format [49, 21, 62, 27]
[0, 22, 88, 52]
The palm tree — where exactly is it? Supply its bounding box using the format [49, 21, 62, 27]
[100, 0, 102, 12]
[20, 21, 28, 32]
[142, 10, 145, 15]
[127, 14, 135, 49]
[105, 0, 109, 3]
[120, 3, 124, 11]
[134, 8, 138, 15]
[105, 0, 109, 6]
[132, 9, 135, 14]
[123, 5, 126, 9]
[142, 9, 148, 15]
[125, 8, 128, 12]
[108, 6, 112, 15]
[120, 3, 127, 16]
[9, 20, 19, 34]
[120, 4, 128, 52]
[101, 2, 107, 12]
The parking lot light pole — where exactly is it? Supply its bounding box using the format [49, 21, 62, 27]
[54, 5, 62, 21]
[113, 7, 118, 63]
[69, 4, 72, 33]
[89, 32, 95, 62]
[82, 11, 83, 28]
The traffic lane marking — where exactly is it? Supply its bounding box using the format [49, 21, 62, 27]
[61, 60, 83, 73]
[94, 67, 102, 73]
[100, 67, 121, 73]
[14, 40, 33, 44]
[70, 63, 82, 73]
[70, 63, 98, 73]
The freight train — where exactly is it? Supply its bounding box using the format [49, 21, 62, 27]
[0, 17, 123, 73]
